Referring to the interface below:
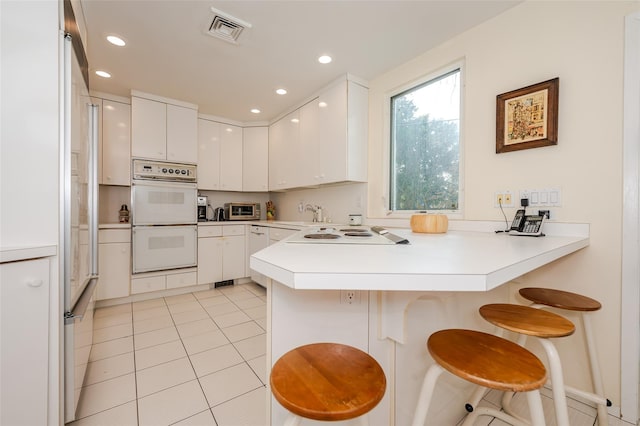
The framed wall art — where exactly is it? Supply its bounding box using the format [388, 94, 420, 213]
[496, 77, 559, 153]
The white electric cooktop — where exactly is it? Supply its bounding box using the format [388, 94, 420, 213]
[286, 226, 403, 245]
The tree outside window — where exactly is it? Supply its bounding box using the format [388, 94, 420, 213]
[390, 68, 461, 212]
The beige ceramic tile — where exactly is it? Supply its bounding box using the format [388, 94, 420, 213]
[85, 352, 135, 386]
[168, 300, 203, 314]
[172, 409, 217, 425]
[164, 293, 196, 305]
[171, 308, 210, 325]
[233, 297, 265, 310]
[211, 311, 251, 328]
[199, 363, 263, 407]
[89, 336, 133, 362]
[222, 321, 264, 343]
[135, 340, 187, 370]
[210, 387, 267, 426]
[193, 288, 222, 300]
[241, 305, 266, 320]
[137, 380, 209, 426]
[176, 318, 219, 339]
[136, 357, 195, 398]
[132, 297, 167, 312]
[93, 312, 133, 330]
[198, 295, 231, 308]
[94, 303, 132, 319]
[133, 314, 175, 334]
[93, 323, 133, 344]
[70, 401, 137, 426]
[189, 344, 244, 378]
[247, 355, 267, 385]
[132, 305, 171, 322]
[134, 326, 180, 350]
[204, 301, 239, 317]
[182, 329, 230, 355]
[233, 334, 266, 361]
[76, 373, 136, 419]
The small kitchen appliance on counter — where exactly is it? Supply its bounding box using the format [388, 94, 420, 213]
[214, 207, 226, 221]
[224, 202, 260, 221]
[197, 196, 208, 221]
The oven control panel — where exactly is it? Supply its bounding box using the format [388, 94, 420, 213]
[132, 159, 197, 182]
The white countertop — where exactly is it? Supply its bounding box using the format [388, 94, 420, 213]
[250, 227, 589, 292]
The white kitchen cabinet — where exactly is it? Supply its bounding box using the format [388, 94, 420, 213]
[219, 124, 243, 191]
[298, 99, 320, 187]
[197, 225, 246, 284]
[269, 110, 300, 190]
[197, 119, 222, 190]
[97, 229, 130, 300]
[1, 257, 50, 426]
[317, 79, 368, 184]
[131, 93, 197, 163]
[167, 104, 197, 163]
[101, 99, 131, 185]
[130, 269, 197, 294]
[243, 127, 269, 192]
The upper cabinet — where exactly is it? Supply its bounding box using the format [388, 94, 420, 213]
[268, 77, 368, 191]
[243, 127, 269, 192]
[92, 95, 131, 186]
[131, 91, 197, 163]
[198, 119, 251, 192]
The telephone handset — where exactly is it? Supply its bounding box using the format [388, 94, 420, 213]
[509, 209, 545, 236]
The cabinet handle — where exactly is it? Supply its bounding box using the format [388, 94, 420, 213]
[27, 280, 44, 288]
[107, 176, 112, 181]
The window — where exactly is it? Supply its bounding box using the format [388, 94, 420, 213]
[390, 67, 461, 213]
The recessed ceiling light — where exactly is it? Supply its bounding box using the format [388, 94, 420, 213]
[276, 88, 287, 95]
[106, 35, 126, 46]
[251, 108, 261, 114]
[318, 101, 328, 108]
[291, 118, 299, 123]
[95, 70, 111, 78]
[318, 55, 332, 64]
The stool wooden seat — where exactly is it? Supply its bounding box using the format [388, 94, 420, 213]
[519, 287, 610, 426]
[412, 329, 547, 426]
[270, 343, 386, 425]
[519, 287, 601, 311]
[479, 303, 575, 338]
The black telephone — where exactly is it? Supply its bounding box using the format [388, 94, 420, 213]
[509, 209, 545, 236]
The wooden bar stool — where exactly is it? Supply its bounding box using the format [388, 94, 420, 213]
[519, 287, 611, 426]
[412, 329, 547, 426]
[270, 343, 386, 426]
[477, 303, 575, 426]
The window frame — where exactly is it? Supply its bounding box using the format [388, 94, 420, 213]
[382, 60, 465, 219]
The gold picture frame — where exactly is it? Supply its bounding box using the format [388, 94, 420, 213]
[496, 78, 559, 153]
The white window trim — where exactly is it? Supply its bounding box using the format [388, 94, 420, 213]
[380, 59, 465, 220]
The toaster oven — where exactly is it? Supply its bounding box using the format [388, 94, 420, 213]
[224, 202, 261, 221]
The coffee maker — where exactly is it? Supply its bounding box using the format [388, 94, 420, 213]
[197, 196, 208, 221]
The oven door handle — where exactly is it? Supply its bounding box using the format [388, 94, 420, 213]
[132, 180, 197, 189]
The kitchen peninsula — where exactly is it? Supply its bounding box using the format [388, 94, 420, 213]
[250, 223, 589, 425]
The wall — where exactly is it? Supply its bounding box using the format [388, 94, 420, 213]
[367, 0, 639, 412]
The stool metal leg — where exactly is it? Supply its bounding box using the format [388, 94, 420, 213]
[582, 312, 609, 426]
[284, 414, 302, 426]
[411, 364, 444, 426]
[538, 338, 570, 426]
[526, 389, 547, 426]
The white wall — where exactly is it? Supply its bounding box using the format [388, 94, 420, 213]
[367, 0, 640, 413]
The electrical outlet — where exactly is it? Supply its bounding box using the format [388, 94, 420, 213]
[341, 290, 360, 305]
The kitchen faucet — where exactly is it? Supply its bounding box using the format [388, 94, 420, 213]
[305, 204, 323, 222]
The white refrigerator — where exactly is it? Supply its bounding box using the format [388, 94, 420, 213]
[61, 8, 100, 422]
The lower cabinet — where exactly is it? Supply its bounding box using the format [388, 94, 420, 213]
[97, 229, 131, 300]
[197, 225, 246, 284]
[1, 257, 50, 426]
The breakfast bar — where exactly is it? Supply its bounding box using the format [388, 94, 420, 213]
[250, 223, 589, 425]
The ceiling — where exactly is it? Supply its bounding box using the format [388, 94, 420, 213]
[81, 1, 520, 124]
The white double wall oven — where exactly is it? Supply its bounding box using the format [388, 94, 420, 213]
[131, 159, 198, 274]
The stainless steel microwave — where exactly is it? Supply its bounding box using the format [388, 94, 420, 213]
[224, 202, 261, 221]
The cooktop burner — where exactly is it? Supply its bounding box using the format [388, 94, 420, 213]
[303, 233, 340, 240]
[287, 226, 396, 245]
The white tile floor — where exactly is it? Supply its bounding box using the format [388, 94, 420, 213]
[69, 282, 630, 426]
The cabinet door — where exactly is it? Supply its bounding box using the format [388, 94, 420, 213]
[131, 97, 166, 160]
[242, 127, 268, 192]
[97, 242, 130, 300]
[222, 234, 245, 280]
[298, 99, 320, 187]
[197, 119, 221, 190]
[219, 124, 243, 191]
[167, 104, 197, 163]
[102, 100, 131, 185]
[1, 258, 49, 426]
[197, 237, 223, 284]
[268, 118, 285, 190]
[91, 97, 104, 184]
[318, 80, 348, 183]
[269, 111, 299, 190]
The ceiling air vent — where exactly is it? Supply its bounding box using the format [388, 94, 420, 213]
[207, 7, 252, 44]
